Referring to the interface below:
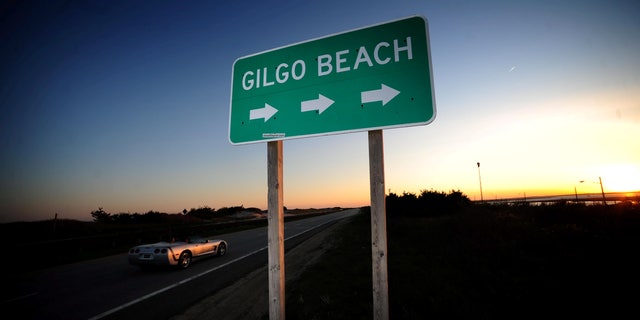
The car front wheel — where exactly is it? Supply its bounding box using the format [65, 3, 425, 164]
[178, 252, 192, 269]
[217, 243, 227, 256]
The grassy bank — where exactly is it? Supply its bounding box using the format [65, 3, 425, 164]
[286, 203, 640, 319]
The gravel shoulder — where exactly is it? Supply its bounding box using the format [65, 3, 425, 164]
[169, 216, 350, 320]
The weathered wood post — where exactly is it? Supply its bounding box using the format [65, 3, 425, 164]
[267, 140, 285, 319]
[368, 130, 389, 320]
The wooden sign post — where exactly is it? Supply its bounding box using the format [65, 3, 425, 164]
[267, 140, 285, 319]
[368, 130, 389, 320]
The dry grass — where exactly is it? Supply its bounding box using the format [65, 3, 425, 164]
[285, 203, 640, 319]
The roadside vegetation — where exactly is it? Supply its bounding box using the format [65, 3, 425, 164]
[5, 189, 639, 318]
[286, 190, 640, 319]
[1, 205, 336, 273]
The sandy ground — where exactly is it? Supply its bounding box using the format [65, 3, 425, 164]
[168, 217, 348, 320]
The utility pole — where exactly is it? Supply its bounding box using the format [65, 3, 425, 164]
[599, 176, 606, 205]
[477, 162, 484, 203]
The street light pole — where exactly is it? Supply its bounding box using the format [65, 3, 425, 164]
[477, 162, 484, 203]
[579, 177, 607, 205]
[599, 176, 606, 205]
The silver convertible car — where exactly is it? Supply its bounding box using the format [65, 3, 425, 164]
[128, 236, 227, 269]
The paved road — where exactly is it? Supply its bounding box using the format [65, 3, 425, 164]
[4, 209, 360, 320]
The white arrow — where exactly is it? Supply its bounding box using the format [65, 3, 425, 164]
[301, 94, 334, 114]
[249, 103, 278, 122]
[361, 84, 400, 106]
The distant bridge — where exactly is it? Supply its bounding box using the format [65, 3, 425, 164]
[477, 191, 640, 206]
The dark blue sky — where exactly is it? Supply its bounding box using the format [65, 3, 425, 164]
[2, 0, 639, 222]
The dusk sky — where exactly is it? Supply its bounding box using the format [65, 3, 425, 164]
[1, 0, 639, 222]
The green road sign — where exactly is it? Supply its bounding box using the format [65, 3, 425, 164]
[229, 15, 435, 145]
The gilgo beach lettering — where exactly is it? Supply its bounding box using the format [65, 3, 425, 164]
[241, 37, 413, 91]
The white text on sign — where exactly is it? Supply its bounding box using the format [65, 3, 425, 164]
[241, 37, 413, 91]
